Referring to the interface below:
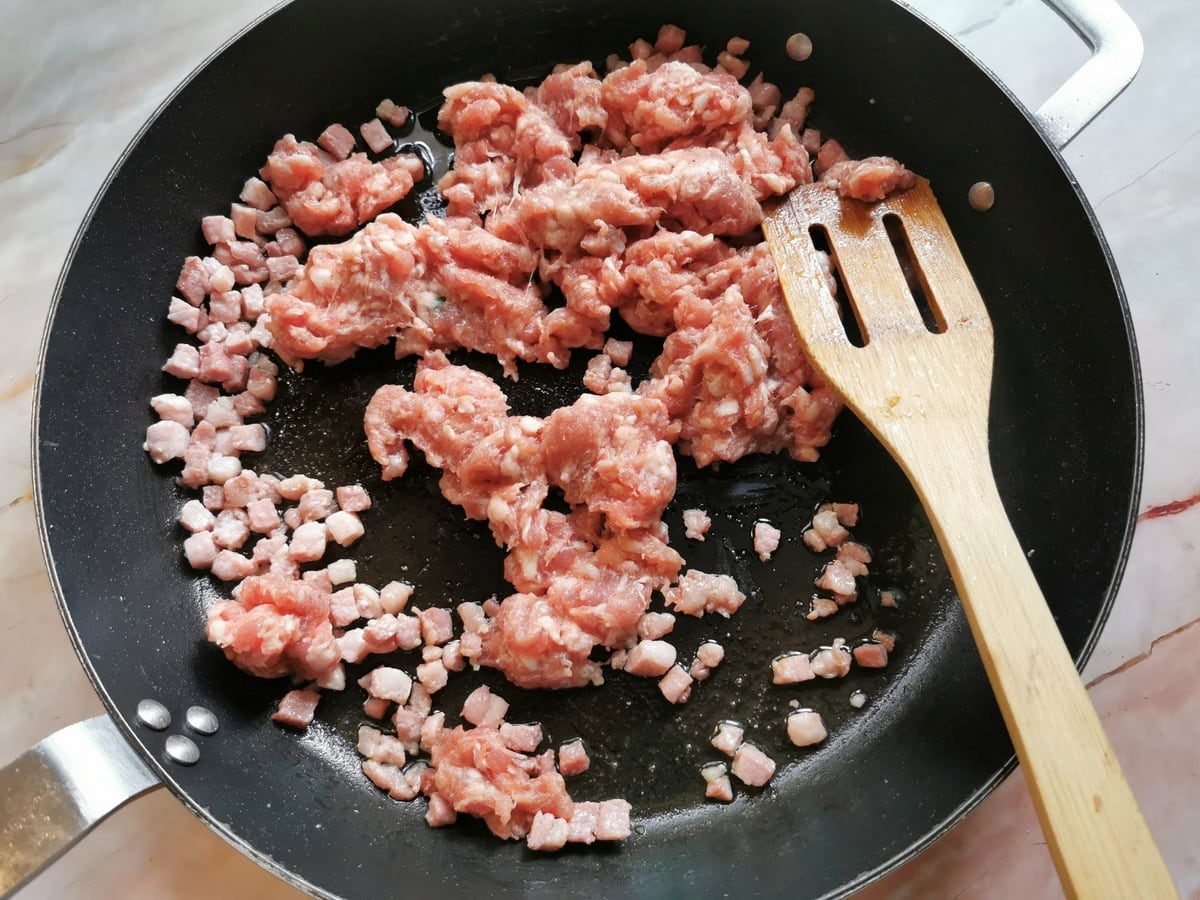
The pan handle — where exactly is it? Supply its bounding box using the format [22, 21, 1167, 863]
[0, 716, 160, 897]
[1034, 0, 1143, 148]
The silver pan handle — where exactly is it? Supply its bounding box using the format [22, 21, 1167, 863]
[1035, 0, 1143, 148]
[0, 717, 159, 897]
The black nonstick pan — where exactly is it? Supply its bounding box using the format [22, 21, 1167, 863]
[9, 0, 1142, 897]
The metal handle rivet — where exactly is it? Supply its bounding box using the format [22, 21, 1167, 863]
[136, 699, 171, 731]
[968, 181, 995, 212]
[786, 32, 813, 61]
[165, 734, 200, 765]
[185, 705, 220, 736]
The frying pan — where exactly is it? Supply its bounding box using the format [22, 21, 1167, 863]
[4, 0, 1143, 896]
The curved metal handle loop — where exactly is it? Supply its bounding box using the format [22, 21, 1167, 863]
[0, 717, 159, 897]
[1035, 0, 1144, 148]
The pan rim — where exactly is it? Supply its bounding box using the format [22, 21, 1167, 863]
[29, 2, 1143, 898]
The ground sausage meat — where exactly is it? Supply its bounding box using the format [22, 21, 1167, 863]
[366, 357, 687, 688]
[261, 135, 423, 237]
[425, 725, 573, 840]
[542, 393, 678, 530]
[206, 574, 340, 681]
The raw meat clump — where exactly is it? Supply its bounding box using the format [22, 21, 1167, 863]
[348, 26, 916, 690]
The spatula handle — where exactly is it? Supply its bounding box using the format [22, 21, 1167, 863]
[911, 451, 1177, 899]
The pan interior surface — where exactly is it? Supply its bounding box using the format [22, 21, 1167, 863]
[34, 0, 1140, 897]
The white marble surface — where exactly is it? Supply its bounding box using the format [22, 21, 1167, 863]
[1, 0, 1196, 897]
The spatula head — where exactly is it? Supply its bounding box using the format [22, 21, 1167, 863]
[768, 178, 993, 434]
[763, 180, 995, 452]
[765, 179, 993, 344]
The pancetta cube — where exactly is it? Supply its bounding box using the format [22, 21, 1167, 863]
[288, 520, 328, 562]
[418, 607, 453, 646]
[558, 738, 590, 776]
[415, 659, 448, 693]
[379, 580, 413, 614]
[335, 484, 372, 512]
[271, 689, 320, 729]
[710, 721, 744, 756]
[625, 640, 677, 677]
[329, 588, 359, 628]
[499, 722, 543, 753]
[461, 685, 508, 727]
[527, 813, 570, 851]
[360, 118, 393, 154]
[595, 800, 632, 841]
[786, 709, 828, 747]
[658, 664, 693, 704]
[730, 743, 776, 787]
[318, 123, 357, 161]
[359, 666, 413, 704]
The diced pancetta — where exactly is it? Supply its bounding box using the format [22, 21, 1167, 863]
[318, 123, 357, 161]
[239, 177, 277, 210]
[151, 393, 195, 428]
[636, 612, 676, 641]
[376, 98, 411, 128]
[527, 812, 570, 851]
[416, 658, 449, 693]
[771, 652, 815, 684]
[696, 641, 724, 669]
[325, 510, 365, 546]
[806, 596, 838, 620]
[461, 685, 509, 727]
[810, 639, 853, 679]
[355, 117, 391, 154]
[594, 799, 632, 841]
[853, 642, 889, 668]
[338, 628, 369, 664]
[288, 520, 328, 562]
[499, 722, 543, 754]
[379, 581, 413, 614]
[183, 531, 218, 569]
[557, 738, 590, 776]
[326, 558, 356, 585]
[335, 484, 372, 512]
[816, 559, 858, 599]
[418, 607, 454, 646]
[658, 664, 693, 704]
[144, 421, 190, 464]
[624, 640, 677, 677]
[705, 774, 734, 802]
[359, 666, 413, 704]
[178, 499, 216, 533]
[730, 742, 775, 787]
[710, 721, 744, 756]
[329, 588, 359, 628]
[271, 689, 320, 729]
[787, 709, 828, 747]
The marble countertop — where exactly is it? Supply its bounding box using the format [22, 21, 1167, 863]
[2, 0, 1196, 897]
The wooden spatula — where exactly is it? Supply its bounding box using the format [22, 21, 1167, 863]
[763, 180, 1177, 899]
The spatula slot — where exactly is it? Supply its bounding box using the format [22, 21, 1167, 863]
[882, 213, 946, 335]
[808, 223, 867, 348]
